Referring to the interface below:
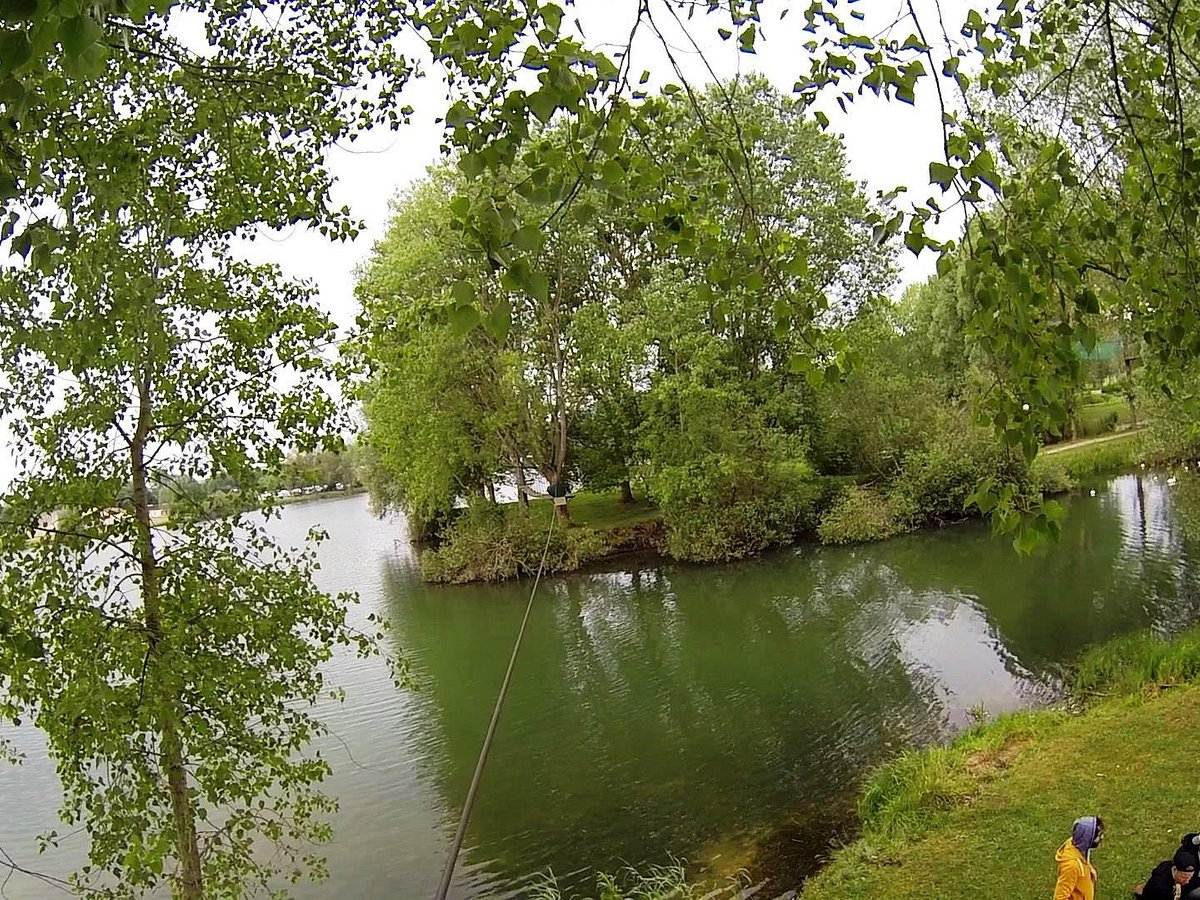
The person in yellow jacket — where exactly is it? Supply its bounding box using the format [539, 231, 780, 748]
[1055, 815, 1106, 900]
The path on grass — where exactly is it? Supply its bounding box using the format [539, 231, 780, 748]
[1042, 426, 1147, 456]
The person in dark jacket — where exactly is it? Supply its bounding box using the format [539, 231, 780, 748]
[1177, 835, 1200, 898]
[1136, 848, 1198, 899]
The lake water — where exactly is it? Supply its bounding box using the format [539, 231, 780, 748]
[2, 473, 1198, 897]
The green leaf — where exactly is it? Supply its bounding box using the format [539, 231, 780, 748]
[19, 634, 43, 659]
[600, 158, 624, 185]
[965, 477, 998, 514]
[539, 3, 564, 33]
[0, 30, 31, 70]
[529, 89, 557, 124]
[784, 251, 809, 276]
[739, 23, 756, 54]
[526, 271, 549, 303]
[59, 15, 103, 58]
[0, 0, 37, 22]
[459, 153, 485, 178]
[450, 281, 475, 306]
[966, 149, 1000, 192]
[929, 161, 957, 190]
[448, 303, 480, 336]
[484, 299, 512, 342]
[512, 224, 543, 253]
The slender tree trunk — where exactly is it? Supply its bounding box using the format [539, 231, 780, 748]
[620, 479, 634, 504]
[130, 375, 204, 900]
[515, 463, 530, 512]
[1125, 358, 1139, 426]
[548, 257, 571, 529]
[484, 481, 496, 504]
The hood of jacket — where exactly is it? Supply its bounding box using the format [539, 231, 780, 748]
[1072, 816, 1100, 859]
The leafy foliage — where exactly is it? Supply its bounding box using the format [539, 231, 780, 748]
[420, 501, 622, 584]
[816, 486, 909, 546]
[0, 0, 411, 893]
[355, 78, 891, 557]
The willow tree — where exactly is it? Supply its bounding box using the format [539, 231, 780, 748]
[353, 165, 633, 527]
[0, 0, 410, 894]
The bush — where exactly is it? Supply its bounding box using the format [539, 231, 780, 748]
[658, 471, 837, 563]
[421, 502, 610, 584]
[891, 425, 1023, 526]
[1029, 455, 1075, 494]
[817, 486, 910, 544]
[1142, 404, 1200, 463]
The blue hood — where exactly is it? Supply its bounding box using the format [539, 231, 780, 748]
[1072, 816, 1100, 860]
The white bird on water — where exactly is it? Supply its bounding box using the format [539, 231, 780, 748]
[1090, 489, 1097, 496]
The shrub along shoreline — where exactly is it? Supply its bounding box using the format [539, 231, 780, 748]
[419, 432, 1146, 584]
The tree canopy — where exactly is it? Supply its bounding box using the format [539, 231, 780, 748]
[352, 77, 893, 549]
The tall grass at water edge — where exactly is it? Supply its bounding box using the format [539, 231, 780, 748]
[1074, 624, 1200, 697]
[839, 622, 1200, 854]
[529, 861, 702, 900]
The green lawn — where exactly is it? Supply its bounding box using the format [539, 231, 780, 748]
[1076, 397, 1137, 437]
[516, 488, 662, 530]
[802, 686, 1200, 898]
[1041, 428, 1146, 480]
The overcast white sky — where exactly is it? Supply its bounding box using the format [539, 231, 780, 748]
[0, 0, 967, 488]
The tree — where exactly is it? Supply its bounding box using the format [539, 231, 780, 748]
[354, 163, 646, 526]
[0, 0, 409, 893]
[351, 176, 518, 529]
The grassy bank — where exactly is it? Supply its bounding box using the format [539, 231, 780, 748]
[801, 626, 1200, 899]
[523, 490, 661, 530]
[1038, 428, 1146, 479]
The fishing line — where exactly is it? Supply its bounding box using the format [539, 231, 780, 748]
[433, 499, 559, 900]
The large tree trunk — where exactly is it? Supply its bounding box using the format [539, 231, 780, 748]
[131, 375, 204, 900]
[619, 479, 634, 505]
